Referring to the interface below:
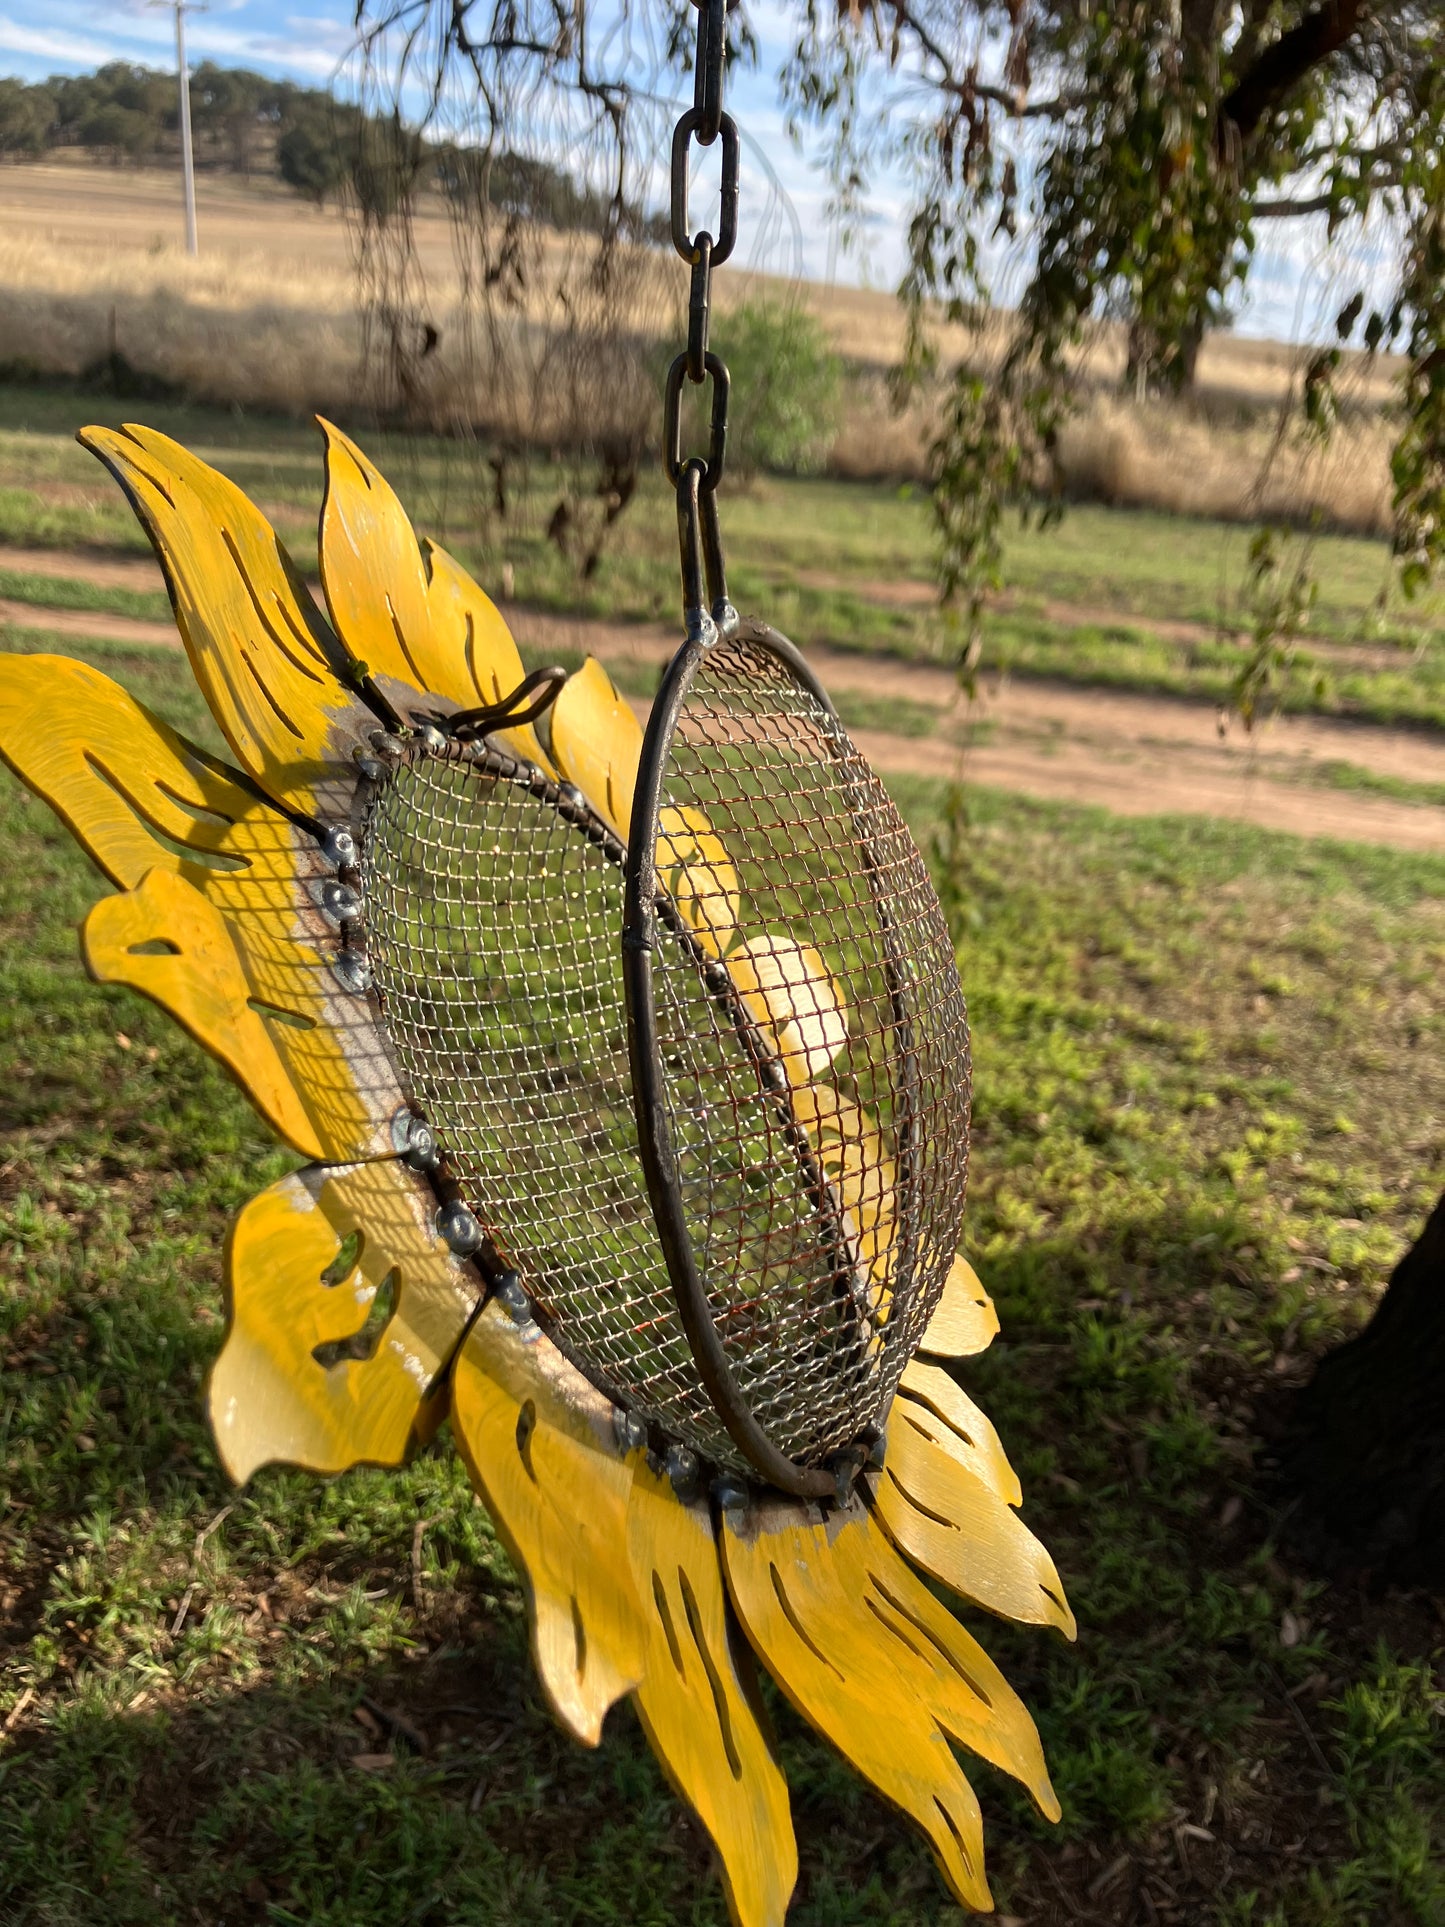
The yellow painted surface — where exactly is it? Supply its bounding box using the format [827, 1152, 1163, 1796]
[0, 652, 296, 893]
[897, 1358, 1022, 1508]
[208, 1160, 480, 1482]
[451, 1306, 645, 1745]
[550, 654, 643, 839]
[728, 936, 848, 1087]
[918, 1255, 1000, 1358]
[655, 803, 740, 956]
[423, 541, 554, 770]
[0, 654, 405, 1159]
[723, 1497, 1064, 1912]
[873, 1402, 1075, 1637]
[791, 1084, 897, 1321]
[85, 867, 329, 1156]
[315, 420, 549, 768]
[78, 422, 366, 818]
[627, 1460, 797, 1927]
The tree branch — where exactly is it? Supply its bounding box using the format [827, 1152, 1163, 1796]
[1219, 0, 1367, 153]
[1251, 160, 1402, 218]
[1251, 192, 1334, 216]
[877, 0, 1068, 118]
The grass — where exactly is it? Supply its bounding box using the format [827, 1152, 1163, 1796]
[0, 564, 171, 624]
[0, 383, 1442, 737]
[983, 610, 1445, 732]
[1, 631, 1443, 1925]
[1298, 760, 1445, 814]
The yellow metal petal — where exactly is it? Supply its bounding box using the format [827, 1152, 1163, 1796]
[316, 422, 546, 767]
[549, 655, 642, 840]
[0, 652, 286, 892]
[422, 540, 553, 771]
[0, 655, 406, 1160]
[729, 935, 848, 1085]
[872, 1402, 1075, 1636]
[898, 1359, 1022, 1508]
[791, 1083, 897, 1322]
[627, 1460, 797, 1927]
[79, 423, 370, 818]
[208, 1160, 481, 1482]
[723, 1496, 1061, 1910]
[655, 803, 740, 957]
[451, 1305, 645, 1745]
[84, 867, 331, 1158]
[318, 417, 444, 697]
[919, 1255, 999, 1358]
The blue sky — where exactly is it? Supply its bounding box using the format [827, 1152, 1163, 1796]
[0, 0, 1389, 344]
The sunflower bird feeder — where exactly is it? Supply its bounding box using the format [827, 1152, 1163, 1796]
[0, 7, 1074, 1916]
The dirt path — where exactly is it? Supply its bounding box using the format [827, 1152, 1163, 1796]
[2, 545, 1441, 854]
[508, 607, 1445, 853]
[0, 596, 180, 648]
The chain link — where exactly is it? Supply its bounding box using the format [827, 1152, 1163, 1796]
[666, 0, 736, 633]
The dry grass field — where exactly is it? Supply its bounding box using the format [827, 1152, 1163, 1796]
[0, 161, 1402, 529]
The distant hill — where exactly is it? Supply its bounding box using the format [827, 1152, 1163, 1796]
[0, 60, 663, 240]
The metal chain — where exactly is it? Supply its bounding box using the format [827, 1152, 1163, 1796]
[664, 0, 738, 636]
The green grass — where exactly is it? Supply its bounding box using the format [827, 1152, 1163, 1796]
[983, 610, 1445, 731]
[1299, 759, 1445, 813]
[1, 380, 1443, 732]
[0, 565, 172, 625]
[1, 633, 1442, 1925]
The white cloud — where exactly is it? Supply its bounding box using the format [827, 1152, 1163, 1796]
[0, 16, 119, 64]
[0, 0, 356, 82]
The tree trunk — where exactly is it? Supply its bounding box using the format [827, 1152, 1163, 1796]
[1123, 312, 1206, 398]
[1279, 1188, 1445, 1586]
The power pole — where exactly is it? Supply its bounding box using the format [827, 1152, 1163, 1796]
[153, 0, 203, 255]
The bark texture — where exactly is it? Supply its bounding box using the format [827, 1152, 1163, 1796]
[1281, 1188, 1445, 1587]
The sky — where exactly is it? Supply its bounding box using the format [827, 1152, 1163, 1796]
[0, 0, 1391, 346]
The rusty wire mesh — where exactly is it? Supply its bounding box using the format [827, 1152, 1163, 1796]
[357, 635, 970, 1478]
[639, 633, 971, 1465]
[359, 745, 743, 1466]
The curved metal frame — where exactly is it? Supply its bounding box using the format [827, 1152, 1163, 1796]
[622, 618, 868, 1501]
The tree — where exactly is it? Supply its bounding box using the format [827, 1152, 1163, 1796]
[1278, 1192, 1445, 1586]
[77, 101, 157, 165]
[712, 299, 841, 479]
[766, 3, 1445, 646]
[190, 62, 280, 176]
[0, 77, 50, 159]
[277, 106, 351, 204]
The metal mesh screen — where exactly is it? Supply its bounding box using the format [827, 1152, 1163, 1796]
[359, 746, 754, 1470]
[357, 628, 969, 1481]
[639, 633, 972, 1464]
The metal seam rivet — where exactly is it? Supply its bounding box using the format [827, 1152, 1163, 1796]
[664, 1443, 701, 1500]
[320, 827, 356, 870]
[436, 1201, 481, 1256]
[333, 951, 371, 995]
[321, 880, 361, 924]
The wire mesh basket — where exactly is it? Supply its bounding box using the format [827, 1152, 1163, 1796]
[359, 620, 971, 1497]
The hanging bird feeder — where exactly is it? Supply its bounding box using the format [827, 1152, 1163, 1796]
[352, 612, 970, 1499]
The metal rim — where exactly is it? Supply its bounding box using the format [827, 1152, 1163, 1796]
[623, 618, 852, 1501]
